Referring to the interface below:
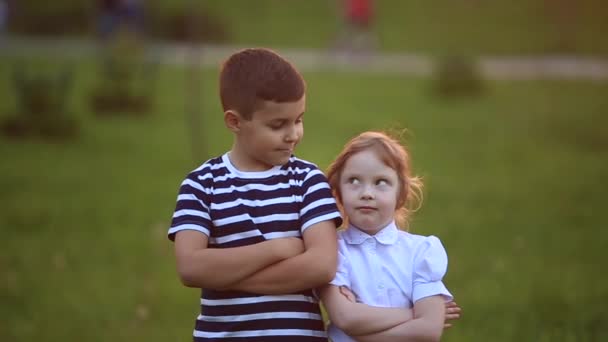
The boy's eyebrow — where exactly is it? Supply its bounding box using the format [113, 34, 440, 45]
[269, 112, 305, 122]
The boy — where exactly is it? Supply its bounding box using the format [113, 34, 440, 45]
[168, 48, 342, 341]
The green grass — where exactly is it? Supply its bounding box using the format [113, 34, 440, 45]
[151, 0, 608, 55]
[1, 56, 607, 341]
[13, 0, 608, 55]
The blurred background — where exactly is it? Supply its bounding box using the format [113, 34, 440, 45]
[1, 1, 607, 341]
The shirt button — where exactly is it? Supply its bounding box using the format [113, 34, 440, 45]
[378, 283, 384, 289]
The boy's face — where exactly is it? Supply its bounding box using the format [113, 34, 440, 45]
[232, 95, 305, 171]
[339, 148, 399, 235]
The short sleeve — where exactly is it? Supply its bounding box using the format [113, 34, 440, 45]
[167, 172, 213, 241]
[412, 236, 453, 303]
[329, 239, 351, 288]
[299, 167, 343, 232]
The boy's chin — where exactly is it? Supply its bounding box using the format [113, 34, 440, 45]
[272, 155, 292, 165]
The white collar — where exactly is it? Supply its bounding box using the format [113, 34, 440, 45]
[343, 221, 399, 245]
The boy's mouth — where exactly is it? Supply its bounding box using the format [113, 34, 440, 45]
[277, 148, 293, 154]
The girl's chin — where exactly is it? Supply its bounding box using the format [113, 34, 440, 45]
[353, 223, 383, 235]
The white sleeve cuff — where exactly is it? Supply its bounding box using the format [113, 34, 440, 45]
[413, 281, 453, 303]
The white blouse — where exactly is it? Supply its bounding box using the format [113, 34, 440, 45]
[327, 221, 453, 342]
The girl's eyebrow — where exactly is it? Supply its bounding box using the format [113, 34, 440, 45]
[342, 171, 360, 177]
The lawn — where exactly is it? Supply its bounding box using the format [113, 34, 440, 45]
[152, 0, 608, 56]
[10, 0, 608, 56]
[200, 0, 608, 56]
[0, 56, 607, 341]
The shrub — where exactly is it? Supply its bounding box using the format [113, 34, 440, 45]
[433, 55, 484, 97]
[1, 64, 79, 140]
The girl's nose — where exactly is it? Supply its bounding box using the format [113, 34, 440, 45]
[360, 185, 374, 200]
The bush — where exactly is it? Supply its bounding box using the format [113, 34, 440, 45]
[8, 2, 92, 36]
[146, 7, 230, 43]
[1, 65, 79, 140]
[90, 30, 156, 116]
[433, 55, 484, 97]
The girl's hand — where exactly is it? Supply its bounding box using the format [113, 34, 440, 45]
[339, 286, 357, 302]
[444, 301, 462, 329]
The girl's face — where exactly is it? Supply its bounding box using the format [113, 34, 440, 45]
[339, 148, 399, 235]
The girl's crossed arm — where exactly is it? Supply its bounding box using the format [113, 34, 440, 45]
[352, 295, 446, 342]
[321, 285, 460, 339]
[320, 284, 413, 336]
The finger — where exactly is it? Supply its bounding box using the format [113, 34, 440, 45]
[445, 302, 459, 310]
[447, 307, 462, 314]
[443, 323, 452, 329]
[446, 313, 460, 321]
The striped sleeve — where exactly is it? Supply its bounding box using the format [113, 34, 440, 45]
[168, 171, 213, 241]
[299, 167, 342, 231]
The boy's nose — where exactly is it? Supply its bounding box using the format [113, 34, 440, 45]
[284, 126, 299, 142]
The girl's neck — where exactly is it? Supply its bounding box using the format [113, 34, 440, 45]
[349, 219, 395, 236]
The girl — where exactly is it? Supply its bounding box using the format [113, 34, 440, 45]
[320, 131, 459, 341]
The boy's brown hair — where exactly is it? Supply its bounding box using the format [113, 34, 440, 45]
[219, 48, 306, 120]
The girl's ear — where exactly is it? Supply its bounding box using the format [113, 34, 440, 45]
[224, 110, 241, 133]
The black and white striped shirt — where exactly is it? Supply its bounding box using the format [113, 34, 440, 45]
[169, 153, 342, 341]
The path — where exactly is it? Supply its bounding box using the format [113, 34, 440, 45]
[2, 36, 608, 81]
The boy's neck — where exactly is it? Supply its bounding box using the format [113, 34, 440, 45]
[227, 150, 274, 172]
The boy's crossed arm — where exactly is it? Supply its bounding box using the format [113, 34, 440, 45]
[227, 220, 338, 294]
[174, 230, 305, 289]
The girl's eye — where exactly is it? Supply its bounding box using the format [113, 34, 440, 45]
[376, 179, 388, 186]
[348, 177, 360, 184]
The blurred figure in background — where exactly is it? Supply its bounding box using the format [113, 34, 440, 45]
[333, 0, 377, 57]
[97, 0, 121, 40]
[97, 0, 144, 41]
[0, 0, 8, 44]
[122, 0, 145, 38]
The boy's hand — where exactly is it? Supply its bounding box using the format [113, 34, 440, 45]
[444, 301, 462, 329]
[268, 237, 305, 259]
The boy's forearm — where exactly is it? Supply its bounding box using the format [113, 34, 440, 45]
[176, 234, 294, 289]
[227, 221, 338, 294]
[229, 245, 335, 294]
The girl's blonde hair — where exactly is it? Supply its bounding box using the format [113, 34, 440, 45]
[326, 131, 423, 230]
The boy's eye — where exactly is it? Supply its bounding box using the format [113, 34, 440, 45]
[268, 122, 284, 129]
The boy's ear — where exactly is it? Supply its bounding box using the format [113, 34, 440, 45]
[224, 110, 241, 133]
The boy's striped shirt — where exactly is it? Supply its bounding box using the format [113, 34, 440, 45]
[169, 153, 342, 341]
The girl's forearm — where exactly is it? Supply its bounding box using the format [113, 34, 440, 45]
[353, 317, 441, 342]
[338, 302, 413, 336]
[354, 297, 446, 342]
